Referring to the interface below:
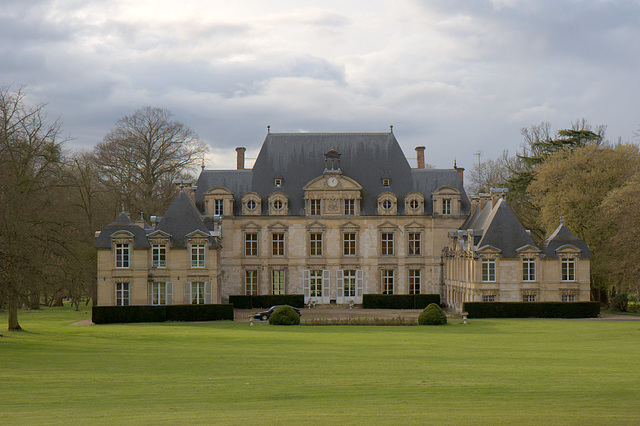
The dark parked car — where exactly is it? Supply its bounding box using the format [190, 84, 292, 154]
[252, 305, 302, 321]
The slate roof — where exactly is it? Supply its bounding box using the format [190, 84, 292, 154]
[195, 132, 469, 216]
[95, 212, 150, 248]
[540, 223, 591, 258]
[155, 190, 214, 247]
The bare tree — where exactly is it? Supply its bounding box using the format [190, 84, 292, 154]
[93, 107, 207, 217]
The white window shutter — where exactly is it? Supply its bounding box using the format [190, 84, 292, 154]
[356, 270, 364, 302]
[303, 270, 310, 301]
[336, 270, 344, 304]
[184, 282, 192, 305]
[166, 282, 173, 305]
[205, 281, 212, 304]
[322, 270, 330, 304]
[148, 283, 153, 305]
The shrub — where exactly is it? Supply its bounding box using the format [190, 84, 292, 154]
[363, 294, 440, 309]
[463, 302, 600, 318]
[268, 305, 300, 325]
[610, 293, 629, 312]
[229, 295, 305, 309]
[418, 303, 447, 325]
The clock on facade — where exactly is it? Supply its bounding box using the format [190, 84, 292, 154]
[327, 176, 338, 187]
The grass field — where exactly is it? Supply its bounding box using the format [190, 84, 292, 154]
[1, 307, 639, 425]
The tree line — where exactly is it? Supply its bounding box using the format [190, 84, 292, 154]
[0, 85, 207, 330]
[467, 120, 640, 303]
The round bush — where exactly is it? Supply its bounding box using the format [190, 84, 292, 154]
[268, 305, 300, 325]
[418, 303, 447, 325]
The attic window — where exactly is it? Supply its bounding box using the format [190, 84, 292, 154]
[409, 199, 419, 210]
[247, 200, 257, 210]
[274, 178, 282, 187]
[382, 200, 392, 210]
[274, 200, 283, 210]
[382, 178, 391, 187]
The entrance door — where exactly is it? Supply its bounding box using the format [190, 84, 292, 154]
[303, 270, 331, 304]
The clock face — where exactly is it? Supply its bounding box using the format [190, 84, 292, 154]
[327, 177, 338, 187]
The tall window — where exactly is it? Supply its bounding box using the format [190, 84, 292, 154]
[310, 199, 321, 215]
[409, 270, 421, 294]
[245, 233, 258, 256]
[343, 232, 356, 256]
[151, 282, 168, 305]
[271, 233, 284, 256]
[381, 232, 394, 256]
[408, 233, 421, 256]
[115, 243, 129, 268]
[152, 244, 166, 268]
[562, 258, 575, 281]
[310, 233, 323, 256]
[482, 259, 496, 282]
[191, 282, 206, 304]
[382, 270, 394, 294]
[272, 270, 285, 295]
[213, 199, 224, 216]
[442, 199, 451, 215]
[310, 270, 323, 297]
[115, 282, 129, 306]
[522, 258, 535, 281]
[191, 244, 205, 268]
[343, 270, 357, 298]
[344, 199, 355, 215]
[245, 270, 258, 295]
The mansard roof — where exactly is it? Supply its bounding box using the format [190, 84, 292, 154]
[540, 223, 591, 258]
[95, 212, 150, 248]
[196, 132, 469, 216]
[155, 190, 214, 247]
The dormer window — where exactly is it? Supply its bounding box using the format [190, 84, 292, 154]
[274, 178, 282, 187]
[213, 199, 224, 216]
[442, 199, 451, 215]
[310, 199, 321, 215]
[382, 178, 391, 187]
[247, 200, 257, 210]
[274, 200, 283, 210]
[382, 200, 392, 210]
[409, 199, 419, 210]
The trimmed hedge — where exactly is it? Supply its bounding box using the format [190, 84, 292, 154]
[463, 302, 600, 319]
[92, 304, 234, 324]
[228, 294, 304, 309]
[363, 294, 440, 309]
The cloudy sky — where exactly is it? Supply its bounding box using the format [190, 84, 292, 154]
[2, 0, 639, 171]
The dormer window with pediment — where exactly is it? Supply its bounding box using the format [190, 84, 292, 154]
[377, 192, 397, 215]
[268, 192, 289, 215]
[303, 170, 362, 217]
[405, 192, 425, 215]
[204, 187, 234, 217]
[242, 192, 262, 215]
[432, 186, 462, 216]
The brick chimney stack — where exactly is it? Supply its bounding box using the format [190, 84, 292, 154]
[415, 146, 425, 169]
[236, 147, 246, 170]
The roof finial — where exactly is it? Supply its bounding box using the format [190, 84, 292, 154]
[454, 158, 457, 169]
[560, 215, 565, 225]
[121, 203, 125, 213]
[267, 125, 271, 134]
[201, 157, 205, 171]
[140, 211, 144, 220]
[390, 125, 393, 133]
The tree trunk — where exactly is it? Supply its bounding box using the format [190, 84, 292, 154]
[8, 298, 22, 331]
[29, 291, 40, 309]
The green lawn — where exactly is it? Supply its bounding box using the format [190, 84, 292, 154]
[1, 307, 639, 425]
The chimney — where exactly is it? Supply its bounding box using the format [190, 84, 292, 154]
[478, 192, 491, 209]
[470, 196, 480, 216]
[415, 146, 425, 169]
[236, 147, 246, 170]
[490, 188, 508, 208]
[454, 165, 464, 184]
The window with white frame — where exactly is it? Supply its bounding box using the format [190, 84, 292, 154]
[310, 270, 323, 297]
[522, 294, 537, 302]
[115, 282, 129, 306]
[271, 233, 284, 256]
[310, 232, 323, 256]
[272, 270, 285, 295]
[562, 294, 576, 302]
[561, 258, 575, 281]
[213, 199, 224, 216]
[382, 270, 394, 294]
[343, 270, 357, 298]
[482, 258, 496, 282]
[408, 232, 421, 256]
[442, 199, 451, 215]
[274, 178, 282, 187]
[245, 270, 258, 295]
[482, 294, 496, 302]
[151, 282, 170, 305]
[191, 282, 206, 304]
[245, 233, 258, 256]
[409, 269, 421, 294]
[343, 232, 356, 256]
[152, 244, 166, 268]
[310, 199, 321, 215]
[191, 244, 205, 268]
[522, 258, 535, 281]
[115, 243, 130, 268]
[344, 199, 355, 215]
[381, 232, 394, 256]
